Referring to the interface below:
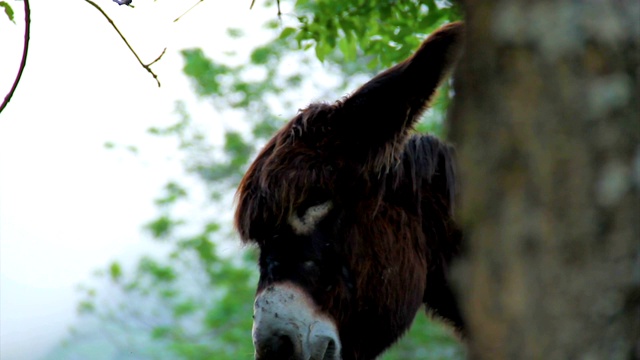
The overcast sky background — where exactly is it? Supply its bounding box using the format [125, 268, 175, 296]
[0, 1, 287, 359]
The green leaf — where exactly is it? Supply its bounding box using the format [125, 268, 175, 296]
[77, 301, 95, 315]
[181, 48, 231, 96]
[0, 2, 15, 24]
[178, 235, 218, 266]
[204, 222, 221, 234]
[138, 257, 177, 283]
[224, 131, 252, 167]
[155, 181, 188, 206]
[109, 262, 122, 282]
[338, 36, 357, 62]
[151, 326, 172, 339]
[226, 28, 244, 38]
[279, 27, 297, 40]
[250, 46, 273, 65]
[173, 300, 198, 318]
[144, 215, 183, 239]
[160, 288, 178, 299]
[314, 40, 331, 62]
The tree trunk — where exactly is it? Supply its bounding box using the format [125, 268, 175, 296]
[449, 1, 640, 359]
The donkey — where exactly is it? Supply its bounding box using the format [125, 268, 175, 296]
[235, 22, 465, 360]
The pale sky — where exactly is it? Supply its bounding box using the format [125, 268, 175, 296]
[0, 1, 285, 358]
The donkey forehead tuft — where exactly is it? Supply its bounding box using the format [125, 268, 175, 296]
[288, 201, 333, 236]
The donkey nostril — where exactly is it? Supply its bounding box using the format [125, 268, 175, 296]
[275, 334, 295, 358]
[323, 339, 337, 360]
[309, 333, 341, 360]
[256, 334, 296, 360]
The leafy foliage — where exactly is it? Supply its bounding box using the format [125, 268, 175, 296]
[0, 1, 15, 24]
[56, 1, 465, 359]
[289, 0, 462, 67]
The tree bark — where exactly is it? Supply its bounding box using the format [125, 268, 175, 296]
[449, 1, 640, 359]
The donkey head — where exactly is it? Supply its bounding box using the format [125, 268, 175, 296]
[235, 22, 465, 360]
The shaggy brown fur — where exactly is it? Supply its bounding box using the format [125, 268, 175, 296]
[235, 22, 465, 360]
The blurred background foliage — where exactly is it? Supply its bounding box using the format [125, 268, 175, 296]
[48, 0, 464, 359]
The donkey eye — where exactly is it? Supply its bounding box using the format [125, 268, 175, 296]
[267, 260, 280, 274]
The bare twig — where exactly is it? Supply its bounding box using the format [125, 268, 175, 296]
[84, 0, 164, 87]
[147, 47, 167, 67]
[0, 0, 31, 115]
[249, 0, 282, 19]
[173, 0, 204, 23]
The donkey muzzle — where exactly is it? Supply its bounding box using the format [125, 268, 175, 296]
[253, 283, 341, 360]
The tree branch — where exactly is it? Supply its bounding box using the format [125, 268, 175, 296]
[250, 0, 282, 19]
[173, 0, 204, 23]
[0, 0, 31, 115]
[84, 0, 165, 87]
[147, 47, 167, 67]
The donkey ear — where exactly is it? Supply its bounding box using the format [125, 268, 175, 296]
[333, 22, 464, 147]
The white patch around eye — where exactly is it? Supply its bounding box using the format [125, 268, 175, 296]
[288, 201, 333, 236]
